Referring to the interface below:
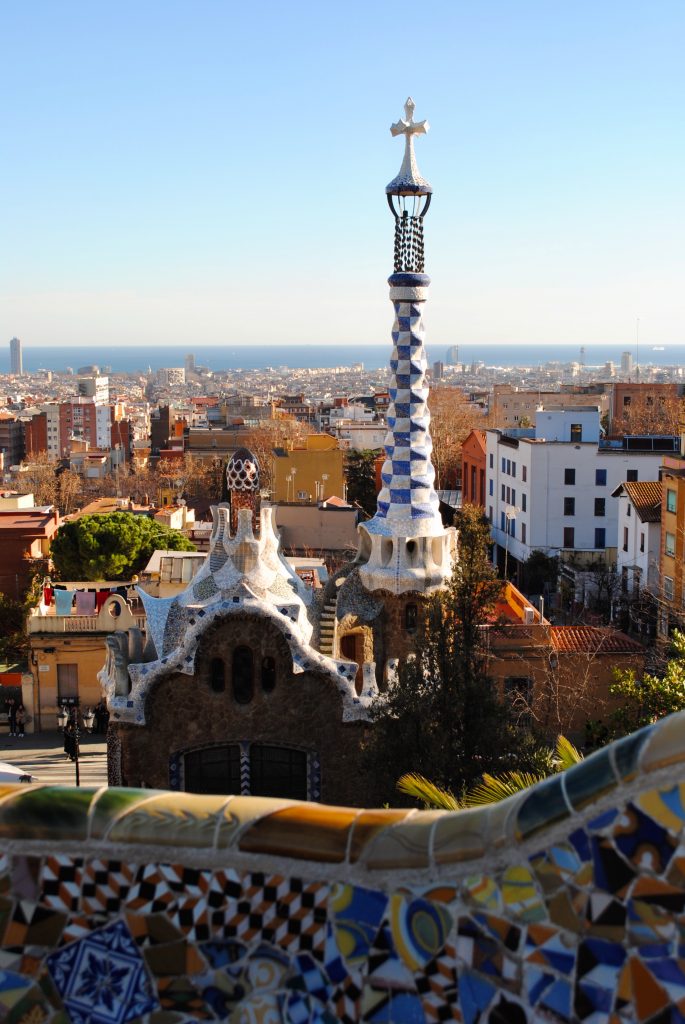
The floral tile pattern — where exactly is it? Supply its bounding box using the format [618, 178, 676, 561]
[46, 919, 158, 1023]
[0, 715, 681, 1017]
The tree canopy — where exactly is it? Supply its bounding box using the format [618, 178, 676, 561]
[345, 450, 378, 517]
[608, 629, 685, 738]
[50, 512, 196, 581]
[362, 504, 536, 803]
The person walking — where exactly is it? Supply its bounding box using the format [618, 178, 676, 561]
[6, 697, 16, 737]
[15, 705, 25, 739]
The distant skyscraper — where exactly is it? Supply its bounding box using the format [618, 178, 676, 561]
[9, 337, 22, 376]
[184, 353, 196, 375]
[446, 344, 459, 365]
[621, 351, 633, 374]
[433, 361, 444, 380]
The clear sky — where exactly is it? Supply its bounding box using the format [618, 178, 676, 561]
[2, 1, 684, 350]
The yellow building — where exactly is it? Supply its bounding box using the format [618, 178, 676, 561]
[271, 434, 345, 503]
[27, 584, 145, 732]
[660, 454, 685, 636]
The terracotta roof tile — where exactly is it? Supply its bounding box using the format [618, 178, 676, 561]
[551, 626, 644, 654]
[623, 480, 662, 523]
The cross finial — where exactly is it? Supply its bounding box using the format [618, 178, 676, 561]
[386, 97, 432, 195]
[390, 97, 429, 141]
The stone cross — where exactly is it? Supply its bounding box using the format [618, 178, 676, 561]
[389, 98, 430, 191]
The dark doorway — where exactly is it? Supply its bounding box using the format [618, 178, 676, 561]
[249, 745, 308, 800]
[340, 633, 364, 693]
[184, 744, 241, 795]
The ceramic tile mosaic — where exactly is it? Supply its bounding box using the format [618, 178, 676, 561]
[0, 715, 684, 1019]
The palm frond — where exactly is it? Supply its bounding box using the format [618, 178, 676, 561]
[397, 773, 461, 811]
[462, 771, 545, 806]
[555, 734, 583, 771]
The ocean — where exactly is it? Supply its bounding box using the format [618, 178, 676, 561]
[2, 343, 684, 375]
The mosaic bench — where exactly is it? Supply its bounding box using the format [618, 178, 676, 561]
[1, 712, 685, 1022]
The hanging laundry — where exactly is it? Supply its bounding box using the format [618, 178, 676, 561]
[75, 591, 96, 615]
[43, 587, 53, 606]
[54, 590, 75, 615]
[95, 590, 111, 612]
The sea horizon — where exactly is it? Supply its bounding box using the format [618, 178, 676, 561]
[1, 343, 682, 375]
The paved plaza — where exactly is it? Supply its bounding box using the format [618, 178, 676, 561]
[0, 731, 108, 787]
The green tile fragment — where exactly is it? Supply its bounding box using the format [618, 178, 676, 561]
[0, 787, 95, 841]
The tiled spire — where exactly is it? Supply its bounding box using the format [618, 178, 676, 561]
[357, 101, 455, 595]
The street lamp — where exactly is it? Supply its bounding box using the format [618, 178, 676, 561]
[286, 474, 293, 502]
[58, 698, 95, 787]
[504, 506, 521, 581]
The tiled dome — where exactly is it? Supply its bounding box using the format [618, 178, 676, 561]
[226, 448, 260, 492]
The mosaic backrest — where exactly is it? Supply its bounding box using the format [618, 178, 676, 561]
[2, 711, 685, 1022]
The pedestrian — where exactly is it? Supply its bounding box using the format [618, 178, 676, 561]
[63, 722, 76, 762]
[15, 705, 25, 739]
[6, 697, 16, 737]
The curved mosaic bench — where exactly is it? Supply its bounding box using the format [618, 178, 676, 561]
[1, 713, 685, 1022]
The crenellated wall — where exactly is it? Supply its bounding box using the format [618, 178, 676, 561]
[2, 712, 685, 1020]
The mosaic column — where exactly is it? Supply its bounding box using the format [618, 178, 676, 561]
[358, 99, 456, 595]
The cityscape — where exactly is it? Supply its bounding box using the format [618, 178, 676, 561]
[2, 2, 685, 1021]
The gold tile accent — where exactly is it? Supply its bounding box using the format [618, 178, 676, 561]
[433, 808, 488, 866]
[359, 811, 442, 870]
[238, 804, 358, 862]
[347, 809, 414, 863]
[215, 796, 296, 849]
[641, 714, 685, 773]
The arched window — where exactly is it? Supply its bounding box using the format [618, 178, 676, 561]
[232, 646, 254, 704]
[405, 603, 418, 632]
[261, 656, 276, 693]
[209, 657, 225, 693]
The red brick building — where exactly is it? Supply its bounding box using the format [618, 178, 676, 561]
[461, 429, 487, 508]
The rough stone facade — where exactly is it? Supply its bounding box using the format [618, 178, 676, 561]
[110, 612, 366, 806]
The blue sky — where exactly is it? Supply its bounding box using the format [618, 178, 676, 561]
[2, 1, 684, 350]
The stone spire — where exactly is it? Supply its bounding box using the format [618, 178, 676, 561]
[357, 99, 456, 595]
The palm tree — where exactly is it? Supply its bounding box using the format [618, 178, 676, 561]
[397, 735, 583, 810]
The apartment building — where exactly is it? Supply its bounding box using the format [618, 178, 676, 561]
[486, 407, 674, 577]
[612, 481, 662, 596]
[490, 384, 610, 430]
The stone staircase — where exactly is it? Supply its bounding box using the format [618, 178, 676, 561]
[319, 597, 337, 656]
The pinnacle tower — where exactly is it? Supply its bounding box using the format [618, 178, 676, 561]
[357, 99, 456, 594]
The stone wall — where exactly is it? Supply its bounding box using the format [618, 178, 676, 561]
[111, 612, 365, 806]
[1, 711, 685, 1019]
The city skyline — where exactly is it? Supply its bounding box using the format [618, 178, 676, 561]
[2, 1, 684, 350]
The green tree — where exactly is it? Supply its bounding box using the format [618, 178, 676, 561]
[50, 512, 195, 581]
[521, 550, 559, 597]
[345, 449, 378, 517]
[362, 504, 532, 802]
[608, 629, 685, 737]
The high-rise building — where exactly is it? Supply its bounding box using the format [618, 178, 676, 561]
[446, 344, 459, 365]
[78, 376, 109, 403]
[184, 353, 196, 375]
[9, 337, 22, 376]
[621, 351, 634, 374]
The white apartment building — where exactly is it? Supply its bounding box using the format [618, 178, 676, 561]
[157, 367, 186, 387]
[486, 407, 674, 573]
[612, 481, 662, 596]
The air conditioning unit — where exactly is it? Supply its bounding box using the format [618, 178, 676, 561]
[523, 606, 535, 624]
